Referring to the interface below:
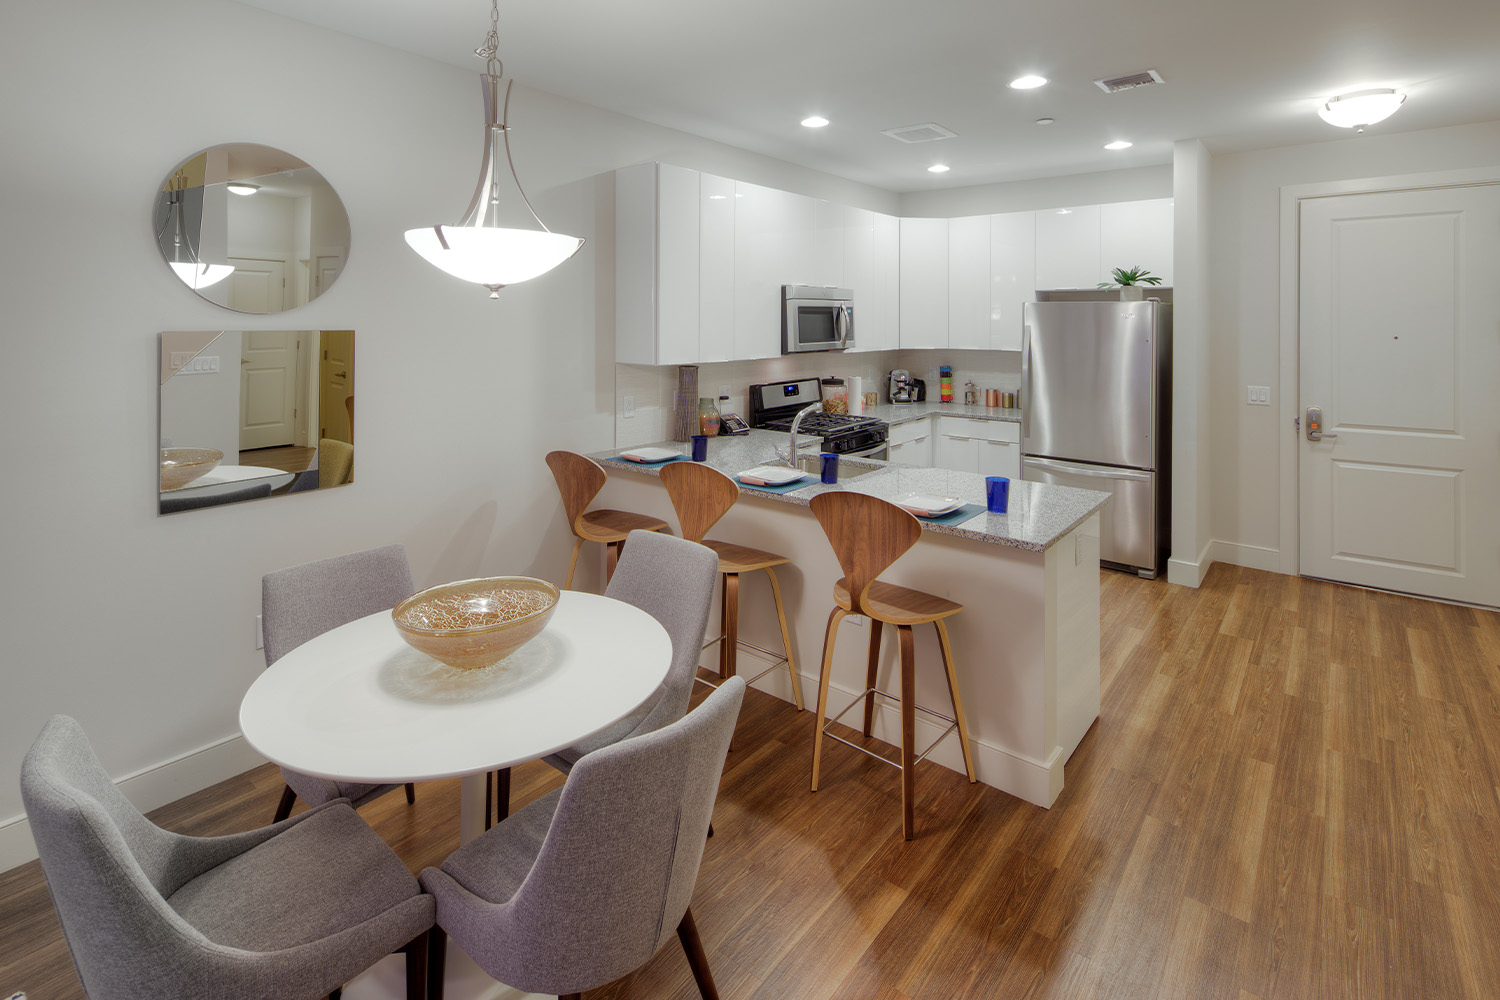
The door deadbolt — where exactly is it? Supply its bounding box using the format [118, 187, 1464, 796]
[1305, 405, 1339, 442]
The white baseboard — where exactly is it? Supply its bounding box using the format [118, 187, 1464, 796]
[1, 734, 268, 873]
[1167, 536, 1215, 588]
[1208, 540, 1282, 573]
[725, 647, 1067, 808]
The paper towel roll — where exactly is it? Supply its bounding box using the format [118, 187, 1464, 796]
[850, 376, 864, 415]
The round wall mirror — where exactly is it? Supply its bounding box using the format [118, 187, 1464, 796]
[153, 143, 351, 314]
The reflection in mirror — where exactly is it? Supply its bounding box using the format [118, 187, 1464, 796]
[153, 144, 351, 314]
[159, 330, 355, 514]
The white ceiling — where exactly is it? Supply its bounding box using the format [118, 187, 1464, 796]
[235, 0, 1500, 193]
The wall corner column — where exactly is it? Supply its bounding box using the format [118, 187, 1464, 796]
[1167, 139, 1213, 588]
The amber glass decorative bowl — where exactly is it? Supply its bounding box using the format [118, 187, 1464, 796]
[392, 577, 560, 670]
[160, 448, 224, 491]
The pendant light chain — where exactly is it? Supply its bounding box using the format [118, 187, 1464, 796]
[475, 0, 503, 79]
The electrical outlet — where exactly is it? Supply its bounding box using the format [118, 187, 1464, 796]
[718, 384, 731, 401]
[622, 395, 635, 418]
[1247, 385, 1271, 405]
[255, 615, 263, 650]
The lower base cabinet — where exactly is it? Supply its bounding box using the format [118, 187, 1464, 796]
[933, 417, 1020, 480]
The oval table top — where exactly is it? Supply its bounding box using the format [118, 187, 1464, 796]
[239, 590, 671, 784]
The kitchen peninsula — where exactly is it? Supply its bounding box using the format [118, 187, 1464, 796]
[591, 431, 1108, 807]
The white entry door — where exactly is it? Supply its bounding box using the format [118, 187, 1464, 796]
[240, 330, 300, 450]
[1299, 184, 1500, 606]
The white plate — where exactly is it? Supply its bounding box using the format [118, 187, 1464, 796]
[619, 447, 683, 463]
[737, 465, 810, 486]
[893, 492, 964, 516]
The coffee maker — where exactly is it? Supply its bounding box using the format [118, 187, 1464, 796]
[888, 369, 914, 403]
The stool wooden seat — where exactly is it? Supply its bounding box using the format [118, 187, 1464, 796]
[809, 491, 976, 839]
[658, 462, 803, 710]
[546, 451, 668, 590]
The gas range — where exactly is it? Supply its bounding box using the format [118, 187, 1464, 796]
[747, 378, 889, 457]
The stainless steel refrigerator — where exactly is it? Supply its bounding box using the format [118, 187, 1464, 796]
[1021, 300, 1172, 578]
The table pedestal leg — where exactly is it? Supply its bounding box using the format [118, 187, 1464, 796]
[459, 772, 489, 844]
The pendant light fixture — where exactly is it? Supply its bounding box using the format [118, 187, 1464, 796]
[158, 171, 234, 290]
[405, 0, 584, 298]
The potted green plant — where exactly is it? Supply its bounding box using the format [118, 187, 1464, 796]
[1099, 266, 1163, 300]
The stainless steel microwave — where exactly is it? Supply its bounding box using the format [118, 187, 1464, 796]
[782, 285, 854, 354]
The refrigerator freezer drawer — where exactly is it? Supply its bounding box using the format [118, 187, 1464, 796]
[1023, 457, 1159, 576]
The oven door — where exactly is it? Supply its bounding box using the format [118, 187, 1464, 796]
[844, 440, 888, 461]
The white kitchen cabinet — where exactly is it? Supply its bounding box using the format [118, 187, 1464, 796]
[698, 172, 736, 362]
[977, 438, 1021, 481]
[810, 198, 845, 289]
[989, 211, 1034, 352]
[1034, 204, 1102, 290]
[844, 208, 899, 353]
[948, 215, 991, 350]
[1100, 198, 1173, 287]
[900, 218, 948, 348]
[932, 416, 1020, 479]
[886, 415, 932, 466]
[734, 180, 811, 360]
[615, 162, 702, 365]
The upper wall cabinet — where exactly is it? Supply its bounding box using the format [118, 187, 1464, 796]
[1100, 198, 1173, 286]
[1034, 205, 1103, 290]
[616, 162, 703, 365]
[900, 218, 949, 348]
[844, 208, 899, 353]
[948, 215, 991, 350]
[989, 211, 1035, 352]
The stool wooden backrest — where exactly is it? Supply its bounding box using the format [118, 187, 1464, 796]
[808, 492, 922, 616]
[546, 451, 607, 534]
[658, 462, 740, 542]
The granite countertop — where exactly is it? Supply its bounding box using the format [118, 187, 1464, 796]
[865, 401, 1022, 426]
[594, 430, 1108, 553]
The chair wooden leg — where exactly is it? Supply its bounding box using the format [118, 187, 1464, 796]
[563, 538, 583, 591]
[606, 539, 621, 584]
[404, 782, 416, 805]
[862, 619, 883, 736]
[427, 926, 447, 1000]
[811, 607, 847, 792]
[898, 624, 917, 841]
[934, 619, 977, 782]
[763, 566, 802, 710]
[677, 907, 721, 1000]
[401, 929, 428, 1000]
[485, 770, 494, 831]
[722, 573, 740, 678]
[273, 784, 297, 823]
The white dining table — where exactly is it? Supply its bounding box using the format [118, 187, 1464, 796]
[239, 589, 672, 844]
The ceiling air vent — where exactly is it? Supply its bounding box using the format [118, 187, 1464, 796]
[1094, 69, 1165, 94]
[882, 122, 958, 144]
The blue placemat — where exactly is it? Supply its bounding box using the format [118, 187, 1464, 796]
[736, 475, 816, 494]
[604, 453, 688, 469]
[914, 502, 988, 526]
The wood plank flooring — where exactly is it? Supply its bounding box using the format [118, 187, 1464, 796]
[6, 564, 1500, 998]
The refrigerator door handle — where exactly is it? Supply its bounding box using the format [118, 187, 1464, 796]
[1024, 457, 1153, 482]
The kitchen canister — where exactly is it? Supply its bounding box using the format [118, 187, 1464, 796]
[821, 377, 849, 414]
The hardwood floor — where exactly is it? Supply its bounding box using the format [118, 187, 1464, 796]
[6, 564, 1500, 998]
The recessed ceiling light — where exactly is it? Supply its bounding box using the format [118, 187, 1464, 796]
[1104, 140, 1133, 150]
[227, 183, 260, 196]
[928, 164, 950, 174]
[1034, 117, 1055, 126]
[1318, 89, 1405, 128]
[801, 115, 830, 128]
[1009, 75, 1047, 90]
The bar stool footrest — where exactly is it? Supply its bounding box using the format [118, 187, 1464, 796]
[822, 687, 963, 770]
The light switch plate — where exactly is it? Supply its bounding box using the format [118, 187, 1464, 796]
[1247, 385, 1270, 405]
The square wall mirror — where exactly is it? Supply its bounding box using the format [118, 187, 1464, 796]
[159, 330, 355, 514]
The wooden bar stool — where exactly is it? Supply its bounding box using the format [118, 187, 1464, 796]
[808, 491, 976, 839]
[546, 451, 668, 590]
[658, 461, 803, 710]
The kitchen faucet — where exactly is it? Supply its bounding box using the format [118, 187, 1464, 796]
[782, 401, 822, 468]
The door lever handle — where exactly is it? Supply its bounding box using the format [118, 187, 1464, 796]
[1305, 405, 1339, 441]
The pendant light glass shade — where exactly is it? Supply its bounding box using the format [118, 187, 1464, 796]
[404, 4, 583, 297]
[169, 261, 234, 289]
[1318, 89, 1405, 128]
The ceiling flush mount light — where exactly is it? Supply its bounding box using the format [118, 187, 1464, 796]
[1318, 88, 1406, 130]
[1009, 75, 1047, 90]
[928, 164, 951, 174]
[404, 0, 584, 298]
[1104, 140, 1133, 150]
[801, 115, 830, 128]
[226, 183, 260, 196]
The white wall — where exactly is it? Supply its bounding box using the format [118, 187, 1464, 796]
[0, 0, 893, 867]
[1207, 119, 1500, 571]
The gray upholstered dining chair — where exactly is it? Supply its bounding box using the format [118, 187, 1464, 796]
[262, 543, 419, 823]
[21, 715, 434, 1000]
[540, 529, 719, 775]
[420, 676, 746, 1000]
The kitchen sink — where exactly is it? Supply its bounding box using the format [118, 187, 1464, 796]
[793, 456, 885, 480]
